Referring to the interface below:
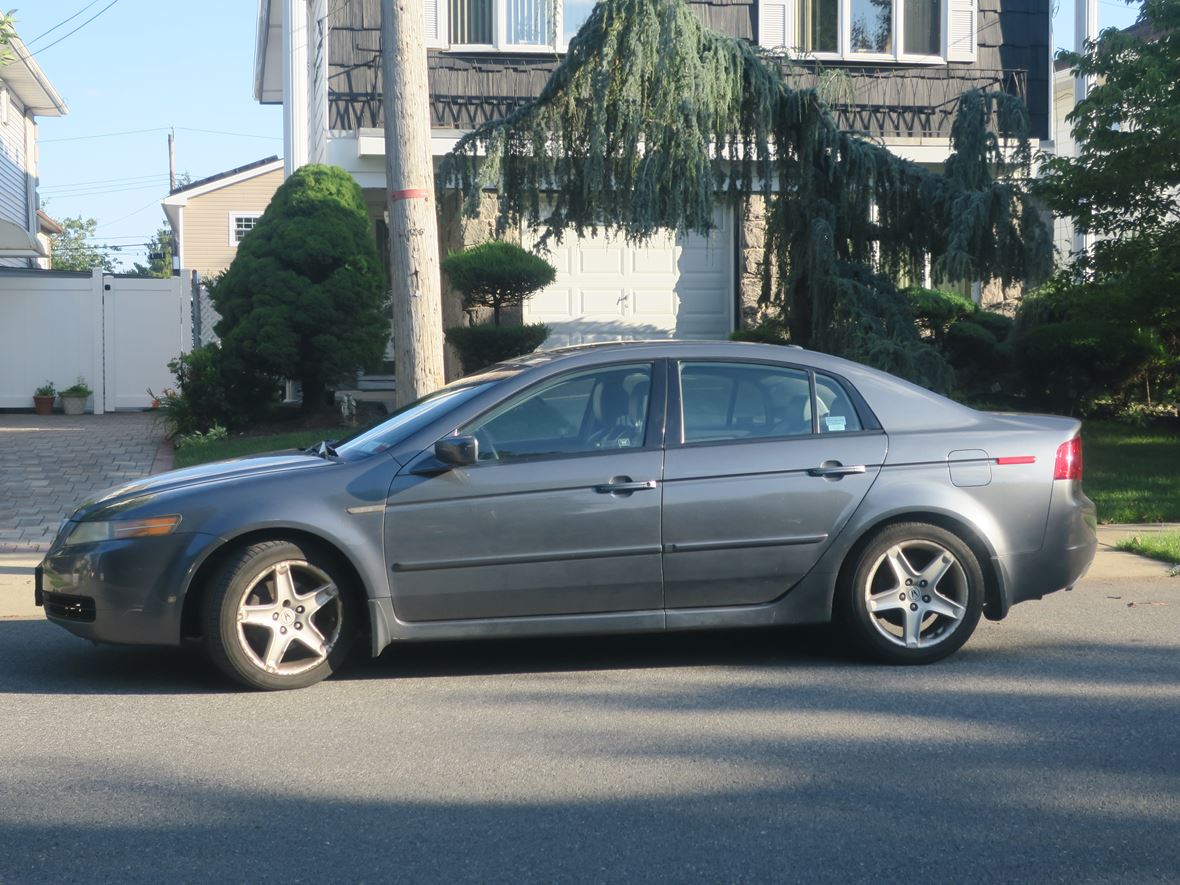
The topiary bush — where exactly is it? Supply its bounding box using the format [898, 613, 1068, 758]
[442, 241, 556, 325]
[211, 164, 389, 417]
[905, 286, 976, 346]
[445, 324, 551, 374]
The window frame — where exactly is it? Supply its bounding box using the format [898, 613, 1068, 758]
[669, 358, 882, 450]
[762, 0, 951, 66]
[228, 213, 261, 247]
[455, 358, 668, 466]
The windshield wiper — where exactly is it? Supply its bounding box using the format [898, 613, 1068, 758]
[305, 440, 339, 459]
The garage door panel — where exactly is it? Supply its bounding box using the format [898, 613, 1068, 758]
[523, 207, 734, 341]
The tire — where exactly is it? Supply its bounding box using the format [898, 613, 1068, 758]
[837, 522, 984, 664]
[201, 540, 357, 690]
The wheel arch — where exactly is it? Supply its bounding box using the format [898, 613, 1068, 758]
[833, 510, 1007, 622]
[180, 527, 374, 644]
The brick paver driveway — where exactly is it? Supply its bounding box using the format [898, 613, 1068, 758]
[0, 413, 166, 552]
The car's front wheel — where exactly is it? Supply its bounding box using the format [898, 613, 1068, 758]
[202, 540, 356, 690]
[838, 523, 983, 664]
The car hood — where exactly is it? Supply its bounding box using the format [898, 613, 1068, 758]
[71, 453, 334, 521]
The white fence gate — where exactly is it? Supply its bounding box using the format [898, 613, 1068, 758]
[0, 268, 191, 412]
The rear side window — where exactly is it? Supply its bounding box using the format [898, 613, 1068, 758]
[815, 373, 863, 433]
[679, 362, 813, 443]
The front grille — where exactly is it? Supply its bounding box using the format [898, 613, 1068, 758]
[43, 592, 96, 623]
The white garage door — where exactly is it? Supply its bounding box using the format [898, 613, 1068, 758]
[522, 208, 734, 347]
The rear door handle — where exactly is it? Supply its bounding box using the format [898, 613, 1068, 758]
[594, 479, 658, 494]
[807, 464, 867, 478]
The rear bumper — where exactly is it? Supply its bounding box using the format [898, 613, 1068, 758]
[991, 480, 1097, 618]
[38, 531, 219, 646]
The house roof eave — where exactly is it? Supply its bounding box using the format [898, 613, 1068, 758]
[4, 37, 69, 116]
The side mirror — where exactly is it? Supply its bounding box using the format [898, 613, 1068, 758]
[434, 435, 479, 468]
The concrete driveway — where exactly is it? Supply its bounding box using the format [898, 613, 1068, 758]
[0, 541, 1175, 883]
[0, 412, 167, 551]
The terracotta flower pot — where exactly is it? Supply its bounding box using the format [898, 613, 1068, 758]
[32, 394, 55, 416]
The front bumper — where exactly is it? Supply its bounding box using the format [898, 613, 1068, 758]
[38, 531, 220, 646]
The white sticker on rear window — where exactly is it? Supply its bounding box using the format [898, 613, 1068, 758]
[824, 415, 847, 432]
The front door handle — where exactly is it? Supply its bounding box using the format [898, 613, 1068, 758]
[594, 478, 658, 494]
[807, 463, 867, 478]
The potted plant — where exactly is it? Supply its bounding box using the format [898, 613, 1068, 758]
[32, 381, 56, 416]
[59, 377, 93, 416]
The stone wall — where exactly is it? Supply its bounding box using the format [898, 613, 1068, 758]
[738, 196, 775, 330]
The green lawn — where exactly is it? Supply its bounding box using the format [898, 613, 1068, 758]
[1115, 532, 1180, 566]
[1083, 420, 1180, 524]
[172, 427, 355, 469]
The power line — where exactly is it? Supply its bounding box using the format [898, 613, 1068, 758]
[25, 0, 103, 48]
[42, 182, 170, 199]
[27, 0, 122, 58]
[40, 126, 169, 144]
[94, 198, 167, 231]
[176, 126, 282, 141]
[41, 173, 169, 190]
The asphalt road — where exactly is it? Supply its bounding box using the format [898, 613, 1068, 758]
[2, 556, 1178, 884]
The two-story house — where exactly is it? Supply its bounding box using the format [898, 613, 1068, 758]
[255, 0, 1051, 350]
[0, 34, 68, 268]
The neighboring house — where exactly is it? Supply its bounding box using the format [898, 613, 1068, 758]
[255, 0, 1051, 348]
[0, 34, 68, 268]
[161, 156, 284, 280]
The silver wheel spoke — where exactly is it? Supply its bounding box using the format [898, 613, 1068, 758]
[920, 554, 955, 592]
[902, 605, 924, 648]
[241, 606, 278, 628]
[293, 620, 329, 658]
[272, 564, 297, 606]
[927, 591, 965, 620]
[301, 582, 338, 617]
[869, 590, 907, 613]
[885, 546, 918, 584]
[263, 627, 293, 670]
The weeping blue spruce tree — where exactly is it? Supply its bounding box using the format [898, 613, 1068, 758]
[441, 0, 1052, 387]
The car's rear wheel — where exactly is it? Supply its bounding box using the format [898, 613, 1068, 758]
[202, 540, 356, 690]
[838, 523, 983, 664]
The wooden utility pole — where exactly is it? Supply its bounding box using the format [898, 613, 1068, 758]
[381, 0, 446, 407]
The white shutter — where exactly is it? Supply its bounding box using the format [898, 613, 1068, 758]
[946, 0, 977, 62]
[424, 0, 448, 49]
[759, 0, 795, 50]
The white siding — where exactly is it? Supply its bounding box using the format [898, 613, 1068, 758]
[0, 89, 30, 268]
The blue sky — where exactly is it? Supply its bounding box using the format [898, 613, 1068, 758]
[19, 0, 1142, 271]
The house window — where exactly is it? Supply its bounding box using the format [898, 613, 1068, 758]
[439, 0, 591, 51]
[761, 0, 968, 62]
[230, 214, 260, 246]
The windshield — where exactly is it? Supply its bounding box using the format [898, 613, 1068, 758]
[334, 371, 517, 459]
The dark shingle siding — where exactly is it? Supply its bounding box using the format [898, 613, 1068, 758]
[327, 0, 1048, 140]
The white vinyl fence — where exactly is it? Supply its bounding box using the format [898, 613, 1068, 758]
[0, 268, 192, 412]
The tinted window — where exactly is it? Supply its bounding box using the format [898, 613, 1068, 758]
[815, 373, 864, 433]
[680, 362, 813, 443]
[466, 363, 653, 461]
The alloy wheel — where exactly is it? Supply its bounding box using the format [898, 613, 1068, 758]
[862, 540, 969, 649]
[234, 559, 343, 676]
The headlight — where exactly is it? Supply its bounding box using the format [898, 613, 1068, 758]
[62, 515, 182, 546]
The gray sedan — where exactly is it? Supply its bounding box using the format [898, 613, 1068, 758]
[37, 341, 1097, 690]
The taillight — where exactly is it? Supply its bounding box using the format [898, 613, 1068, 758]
[1054, 436, 1082, 481]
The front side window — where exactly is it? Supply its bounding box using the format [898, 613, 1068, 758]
[679, 362, 813, 444]
[465, 363, 653, 461]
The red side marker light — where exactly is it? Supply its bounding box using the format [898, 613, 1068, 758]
[996, 456, 1036, 465]
[1053, 437, 1083, 481]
